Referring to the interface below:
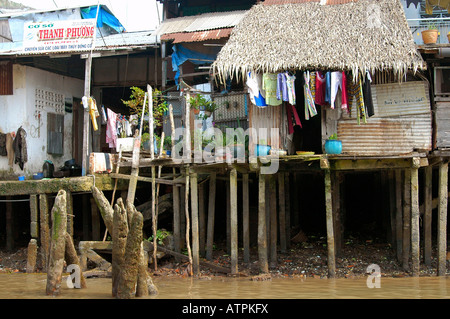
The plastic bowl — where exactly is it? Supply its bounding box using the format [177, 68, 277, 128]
[33, 172, 44, 180]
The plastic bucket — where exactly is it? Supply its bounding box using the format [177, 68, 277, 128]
[325, 140, 342, 155]
[255, 144, 271, 156]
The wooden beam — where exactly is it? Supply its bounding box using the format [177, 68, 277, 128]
[437, 162, 448, 276]
[329, 157, 428, 171]
[230, 168, 238, 274]
[258, 172, 268, 274]
[90, 197, 100, 241]
[110, 173, 185, 185]
[205, 172, 216, 261]
[324, 169, 336, 278]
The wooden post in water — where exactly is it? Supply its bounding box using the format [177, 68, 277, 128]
[226, 179, 231, 254]
[39, 194, 50, 271]
[184, 168, 193, 276]
[410, 160, 420, 277]
[332, 171, 341, 256]
[402, 169, 411, 271]
[30, 194, 39, 239]
[112, 201, 128, 297]
[66, 191, 74, 237]
[395, 170, 403, 262]
[26, 239, 38, 273]
[46, 190, 67, 296]
[242, 173, 250, 263]
[190, 170, 200, 276]
[269, 175, 277, 268]
[278, 172, 287, 253]
[424, 165, 433, 266]
[199, 181, 206, 257]
[258, 172, 269, 273]
[173, 182, 181, 260]
[285, 173, 291, 250]
[324, 169, 336, 278]
[230, 168, 238, 274]
[437, 161, 448, 276]
[64, 233, 87, 289]
[206, 172, 216, 261]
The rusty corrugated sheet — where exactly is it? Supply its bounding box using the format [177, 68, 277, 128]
[435, 101, 450, 149]
[161, 28, 233, 43]
[263, 0, 358, 5]
[248, 100, 282, 153]
[0, 61, 12, 95]
[334, 81, 432, 156]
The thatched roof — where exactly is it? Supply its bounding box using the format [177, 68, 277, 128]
[212, 0, 425, 83]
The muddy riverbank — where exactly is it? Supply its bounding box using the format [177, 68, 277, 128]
[1, 235, 447, 279]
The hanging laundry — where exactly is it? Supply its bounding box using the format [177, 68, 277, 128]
[247, 72, 267, 108]
[285, 72, 296, 105]
[106, 108, 118, 149]
[330, 71, 349, 112]
[277, 73, 289, 102]
[347, 74, 367, 125]
[315, 71, 326, 106]
[0, 133, 7, 156]
[325, 72, 331, 105]
[286, 103, 302, 134]
[262, 73, 282, 106]
[6, 133, 14, 168]
[88, 97, 99, 131]
[309, 71, 316, 101]
[13, 126, 27, 170]
[363, 72, 374, 117]
[303, 71, 318, 120]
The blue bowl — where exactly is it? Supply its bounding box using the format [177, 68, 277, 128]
[18, 175, 25, 181]
[33, 172, 44, 180]
[255, 144, 271, 156]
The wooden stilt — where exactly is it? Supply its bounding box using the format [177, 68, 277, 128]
[242, 173, 250, 263]
[230, 168, 238, 274]
[6, 197, 13, 250]
[424, 165, 432, 266]
[173, 182, 181, 261]
[180, 185, 186, 250]
[269, 175, 277, 268]
[324, 169, 336, 278]
[206, 173, 216, 261]
[66, 191, 74, 237]
[395, 170, 403, 262]
[30, 194, 39, 239]
[184, 169, 193, 276]
[411, 163, 420, 277]
[402, 169, 411, 271]
[285, 173, 291, 250]
[332, 172, 341, 256]
[388, 171, 396, 248]
[278, 172, 287, 253]
[199, 181, 206, 258]
[226, 179, 231, 254]
[437, 161, 448, 276]
[82, 194, 89, 240]
[90, 197, 100, 241]
[258, 172, 269, 274]
[190, 169, 200, 276]
[26, 238, 38, 273]
[39, 194, 50, 270]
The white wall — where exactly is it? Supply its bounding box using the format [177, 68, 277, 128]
[0, 64, 84, 177]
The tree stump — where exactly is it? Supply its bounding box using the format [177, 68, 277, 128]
[117, 211, 143, 299]
[64, 233, 87, 289]
[112, 201, 128, 297]
[46, 190, 67, 296]
[26, 239, 38, 273]
[92, 186, 114, 234]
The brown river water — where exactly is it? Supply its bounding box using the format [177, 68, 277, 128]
[0, 273, 449, 299]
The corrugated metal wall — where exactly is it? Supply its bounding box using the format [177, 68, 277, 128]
[328, 81, 432, 156]
[435, 101, 450, 149]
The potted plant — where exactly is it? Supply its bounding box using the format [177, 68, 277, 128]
[203, 100, 218, 118]
[324, 133, 342, 155]
[422, 23, 439, 44]
[189, 94, 210, 115]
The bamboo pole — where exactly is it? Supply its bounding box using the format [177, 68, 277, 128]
[152, 131, 164, 270]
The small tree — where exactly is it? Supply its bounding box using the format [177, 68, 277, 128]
[122, 86, 168, 133]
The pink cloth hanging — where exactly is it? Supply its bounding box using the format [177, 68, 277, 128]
[106, 108, 117, 149]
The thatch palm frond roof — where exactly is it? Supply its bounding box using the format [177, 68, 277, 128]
[212, 0, 425, 83]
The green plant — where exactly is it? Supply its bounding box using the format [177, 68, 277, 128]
[122, 86, 168, 130]
[189, 94, 217, 112]
[427, 22, 438, 30]
[146, 229, 171, 246]
[328, 133, 339, 140]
